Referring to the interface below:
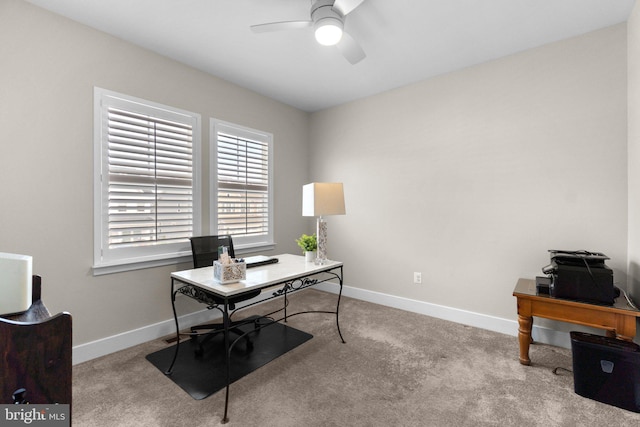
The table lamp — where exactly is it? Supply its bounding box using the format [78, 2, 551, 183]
[0, 252, 32, 315]
[302, 182, 346, 264]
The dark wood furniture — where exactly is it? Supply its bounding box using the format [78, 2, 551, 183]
[513, 277, 640, 365]
[0, 275, 72, 407]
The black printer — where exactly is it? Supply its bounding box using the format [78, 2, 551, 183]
[540, 250, 615, 305]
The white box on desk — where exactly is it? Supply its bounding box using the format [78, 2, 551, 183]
[213, 261, 246, 284]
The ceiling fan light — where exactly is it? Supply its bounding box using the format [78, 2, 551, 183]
[314, 18, 343, 46]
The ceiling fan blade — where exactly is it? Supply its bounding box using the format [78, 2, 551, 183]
[250, 20, 312, 33]
[332, 0, 367, 16]
[337, 31, 366, 64]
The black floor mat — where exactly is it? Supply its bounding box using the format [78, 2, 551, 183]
[145, 317, 313, 400]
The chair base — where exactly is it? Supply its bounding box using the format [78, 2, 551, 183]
[190, 317, 265, 358]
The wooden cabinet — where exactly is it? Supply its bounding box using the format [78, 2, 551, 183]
[0, 276, 72, 406]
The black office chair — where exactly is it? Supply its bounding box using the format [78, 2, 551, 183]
[189, 235, 261, 356]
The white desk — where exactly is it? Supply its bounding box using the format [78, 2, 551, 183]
[166, 254, 345, 423]
[171, 253, 343, 298]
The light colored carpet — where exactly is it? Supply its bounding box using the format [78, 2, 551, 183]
[72, 289, 640, 426]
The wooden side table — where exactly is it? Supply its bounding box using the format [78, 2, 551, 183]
[0, 276, 72, 406]
[513, 278, 640, 365]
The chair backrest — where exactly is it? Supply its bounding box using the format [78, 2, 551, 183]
[190, 235, 235, 268]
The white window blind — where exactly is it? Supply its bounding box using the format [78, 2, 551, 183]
[107, 108, 194, 247]
[94, 88, 201, 274]
[212, 120, 273, 249]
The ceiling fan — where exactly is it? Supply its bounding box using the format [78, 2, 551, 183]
[250, 0, 367, 64]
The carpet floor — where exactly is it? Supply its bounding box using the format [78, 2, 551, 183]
[72, 289, 640, 426]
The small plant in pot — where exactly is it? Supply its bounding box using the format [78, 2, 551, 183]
[296, 233, 317, 262]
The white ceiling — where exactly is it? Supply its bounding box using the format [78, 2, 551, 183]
[25, 0, 635, 112]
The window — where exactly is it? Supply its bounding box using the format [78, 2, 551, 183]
[94, 88, 201, 274]
[211, 119, 273, 251]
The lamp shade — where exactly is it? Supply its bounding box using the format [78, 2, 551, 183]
[302, 182, 346, 217]
[314, 18, 343, 46]
[311, 0, 344, 47]
[0, 252, 32, 315]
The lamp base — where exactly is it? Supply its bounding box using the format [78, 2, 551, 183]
[316, 217, 328, 264]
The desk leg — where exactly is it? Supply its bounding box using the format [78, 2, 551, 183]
[335, 266, 346, 344]
[222, 299, 231, 424]
[614, 314, 637, 341]
[165, 278, 181, 375]
[517, 315, 533, 366]
[283, 285, 288, 323]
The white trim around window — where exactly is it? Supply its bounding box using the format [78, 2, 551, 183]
[93, 88, 201, 275]
[210, 119, 274, 253]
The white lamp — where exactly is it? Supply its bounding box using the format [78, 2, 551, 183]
[314, 17, 343, 46]
[302, 182, 346, 264]
[312, 0, 344, 46]
[0, 252, 32, 315]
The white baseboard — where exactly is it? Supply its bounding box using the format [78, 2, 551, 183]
[72, 309, 216, 365]
[313, 282, 573, 349]
[72, 291, 275, 365]
[72, 283, 572, 365]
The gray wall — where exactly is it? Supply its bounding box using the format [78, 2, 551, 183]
[628, 0, 640, 302]
[0, 0, 309, 345]
[0, 0, 634, 353]
[309, 24, 628, 323]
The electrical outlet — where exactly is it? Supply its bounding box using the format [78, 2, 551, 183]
[414, 272, 422, 284]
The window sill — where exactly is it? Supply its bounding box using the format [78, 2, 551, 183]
[92, 242, 276, 275]
[92, 254, 192, 276]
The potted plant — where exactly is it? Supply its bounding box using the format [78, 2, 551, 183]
[296, 233, 317, 262]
